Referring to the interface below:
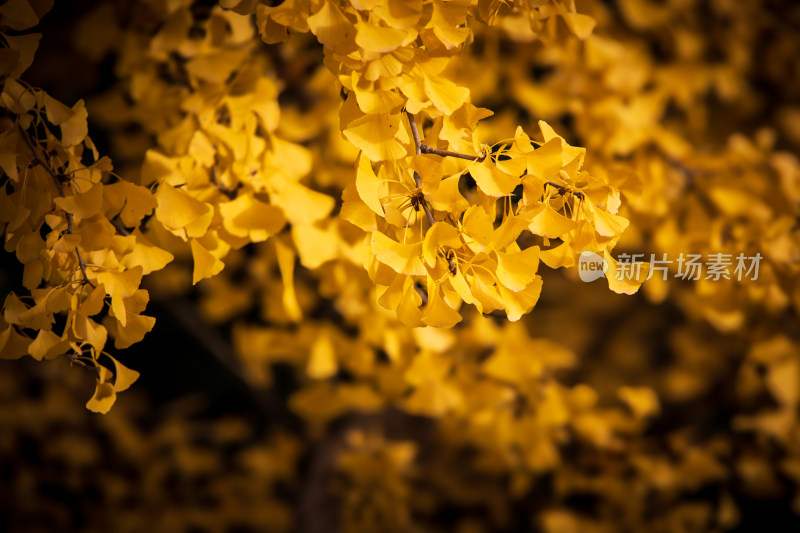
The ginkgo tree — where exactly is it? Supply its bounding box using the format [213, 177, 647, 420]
[2, 0, 800, 531]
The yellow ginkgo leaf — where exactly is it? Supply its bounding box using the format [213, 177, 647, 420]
[27, 329, 67, 361]
[421, 284, 462, 328]
[307, 0, 356, 49]
[97, 266, 143, 326]
[119, 181, 157, 228]
[355, 18, 415, 53]
[495, 246, 540, 292]
[219, 194, 286, 242]
[429, 0, 470, 49]
[60, 99, 88, 147]
[53, 182, 103, 220]
[86, 367, 116, 414]
[529, 204, 578, 238]
[497, 276, 542, 321]
[0, 324, 32, 359]
[190, 238, 225, 284]
[371, 231, 426, 276]
[422, 222, 461, 267]
[120, 230, 174, 275]
[356, 154, 385, 216]
[469, 157, 519, 197]
[590, 203, 630, 237]
[424, 72, 470, 115]
[107, 354, 140, 393]
[108, 312, 155, 350]
[341, 96, 406, 162]
[43, 92, 74, 125]
[154, 183, 212, 240]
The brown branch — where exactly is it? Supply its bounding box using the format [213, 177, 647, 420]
[420, 197, 435, 226]
[407, 111, 422, 156]
[420, 144, 484, 161]
[111, 218, 132, 236]
[19, 125, 95, 288]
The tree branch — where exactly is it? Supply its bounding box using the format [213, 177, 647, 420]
[19, 125, 94, 288]
[407, 111, 422, 156]
[420, 144, 484, 161]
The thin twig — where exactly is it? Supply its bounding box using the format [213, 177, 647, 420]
[414, 284, 429, 305]
[406, 113, 459, 286]
[420, 144, 484, 161]
[111, 218, 132, 236]
[66, 351, 100, 372]
[407, 111, 422, 155]
[19, 124, 95, 287]
[406, 112, 436, 223]
[420, 198, 435, 226]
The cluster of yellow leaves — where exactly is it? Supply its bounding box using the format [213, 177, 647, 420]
[0, 1, 174, 412]
[245, 0, 639, 326]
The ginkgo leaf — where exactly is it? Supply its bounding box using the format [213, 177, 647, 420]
[44, 92, 74, 125]
[356, 154, 385, 216]
[590, 203, 630, 237]
[462, 205, 494, 248]
[155, 183, 212, 239]
[120, 230, 174, 275]
[340, 95, 406, 162]
[60, 99, 88, 147]
[190, 239, 225, 284]
[497, 276, 542, 321]
[422, 222, 461, 267]
[429, 0, 470, 49]
[27, 329, 67, 361]
[53, 182, 104, 220]
[340, 183, 377, 231]
[292, 222, 339, 269]
[0, 324, 32, 359]
[421, 284, 462, 328]
[219, 194, 286, 242]
[424, 73, 470, 115]
[603, 251, 648, 295]
[426, 174, 469, 216]
[109, 312, 156, 350]
[0, 0, 40, 30]
[97, 267, 143, 326]
[469, 157, 519, 197]
[307, 0, 356, 48]
[495, 247, 540, 292]
[371, 232, 426, 276]
[86, 368, 116, 414]
[529, 204, 578, 238]
[355, 18, 414, 53]
[270, 181, 334, 226]
[107, 354, 140, 393]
